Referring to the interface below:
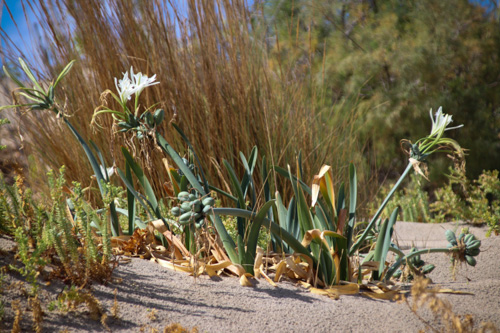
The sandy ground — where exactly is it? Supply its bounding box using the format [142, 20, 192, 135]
[1, 221, 499, 332]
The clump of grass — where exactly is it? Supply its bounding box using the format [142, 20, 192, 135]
[0, 0, 364, 206]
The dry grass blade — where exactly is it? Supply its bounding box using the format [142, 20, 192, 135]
[402, 277, 497, 332]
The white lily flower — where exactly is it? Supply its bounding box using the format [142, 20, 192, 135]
[429, 107, 463, 138]
[130, 67, 159, 96]
[99, 165, 115, 179]
[114, 70, 136, 104]
[114, 66, 159, 105]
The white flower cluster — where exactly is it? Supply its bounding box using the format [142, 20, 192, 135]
[114, 67, 159, 104]
[429, 106, 463, 138]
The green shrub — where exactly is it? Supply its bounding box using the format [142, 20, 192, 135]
[0, 167, 115, 286]
[431, 168, 500, 236]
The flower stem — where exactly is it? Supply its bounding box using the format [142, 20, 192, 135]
[349, 162, 414, 255]
[385, 247, 454, 280]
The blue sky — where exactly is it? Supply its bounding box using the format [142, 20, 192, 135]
[0, 0, 256, 70]
[0, 0, 39, 68]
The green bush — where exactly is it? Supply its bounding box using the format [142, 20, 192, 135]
[431, 168, 500, 236]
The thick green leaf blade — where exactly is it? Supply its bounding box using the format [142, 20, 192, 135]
[223, 159, 246, 209]
[121, 147, 158, 212]
[63, 119, 105, 195]
[288, 165, 314, 235]
[346, 163, 357, 249]
[155, 132, 206, 195]
[117, 167, 155, 220]
[373, 207, 399, 280]
[53, 60, 75, 88]
[336, 182, 346, 216]
[208, 184, 238, 203]
[171, 123, 210, 194]
[89, 140, 109, 182]
[211, 208, 313, 262]
[19, 58, 44, 93]
[114, 207, 146, 229]
[3, 65, 26, 88]
[246, 199, 276, 265]
[239, 150, 256, 207]
[125, 161, 137, 234]
[274, 165, 312, 195]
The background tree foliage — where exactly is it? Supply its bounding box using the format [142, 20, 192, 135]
[262, 0, 500, 180]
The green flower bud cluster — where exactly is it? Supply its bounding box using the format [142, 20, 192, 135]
[446, 230, 481, 266]
[171, 191, 215, 229]
[118, 109, 165, 139]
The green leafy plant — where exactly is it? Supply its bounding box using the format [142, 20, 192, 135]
[1, 166, 114, 286]
[385, 229, 481, 281]
[92, 62, 479, 286]
[0, 173, 47, 241]
[431, 168, 500, 236]
[1, 58, 121, 236]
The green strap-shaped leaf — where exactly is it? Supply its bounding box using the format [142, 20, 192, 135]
[274, 165, 312, 195]
[287, 197, 300, 241]
[223, 159, 247, 238]
[121, 147, 159, 214]
[208, 185, 238, 203]
[114, 207, 146, 229]
[275, 192, 289, 252]
[288, 165, 314, 235]
[245, 199, 276, 267]
[116, 167, 155, 221]
[223, 159, 246, 209]
[19, 58, 44, 93]
[3, 65, 26, 88]
[373, 207, 399, 281]
[237, 234, 245, 266]
[125, 161, 137, 234]
[239, 149, 257, 207]
[336, 182, 345, 217]
[171, 123, 210, 194]
[64, 119, 105, 195]
[298, 151, 303, 179]
[210, 207, 313, 262]
[346, 163, 357, 249]
[155, 132, 206, 195]
[89, 140, 109, 182]
[53, 60, 76, 89]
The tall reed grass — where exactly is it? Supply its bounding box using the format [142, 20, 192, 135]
[0, 0, 367, 205]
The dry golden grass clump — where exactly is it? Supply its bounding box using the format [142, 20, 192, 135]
[0, 0, 365, 205]
[401, 277, 498, 333]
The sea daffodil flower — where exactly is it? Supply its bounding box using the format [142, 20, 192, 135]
[115, 71, 135, 104]
[412, 106, 464, 157]
[131, 67, 159, 96]
[429, 107, 463, 139]
[114, 67, 159, 105]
